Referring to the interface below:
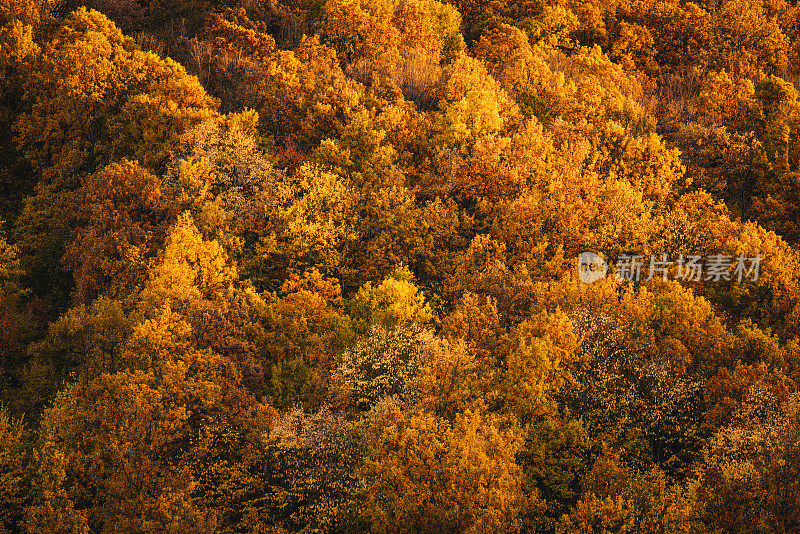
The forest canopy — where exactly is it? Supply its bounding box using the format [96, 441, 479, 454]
[1, 0, 800, 532]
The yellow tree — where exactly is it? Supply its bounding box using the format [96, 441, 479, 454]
[140, 211, 236, 310]
[15, 8, 216, 190]
[13, 8, 216, 303]
[254, 162, 354, 291]
[364, 406, 531, 533]
[348, 263, 433, 332]
[472, 23, 565, 106]
[64, 160, 175, 304]
[26, 206, 273, 532]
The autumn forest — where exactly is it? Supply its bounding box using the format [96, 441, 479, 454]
[1, 0, 800, 531]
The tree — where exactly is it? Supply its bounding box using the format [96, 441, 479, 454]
[140, 211, 236, 309]
[24, 297, 132, 417]
[27, 236, 270, 531]
[504, 309, 578, 424]
[64, 160, 175, 304]
[0, 17, 38, 218]
[0, 406, 25, 534]
[364, 406, 530, 533]
[348, 263, 434, 332]
[261, 269, 352, 408]
[13, 8, 216, 303]
[15, 8, 216, 189]
[439, 291, 510, 368]
[331, 325, 431, 411]
[242, 406, 364, 532]
[252, 163, 354, 291]
[696, 388, 800, 533]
